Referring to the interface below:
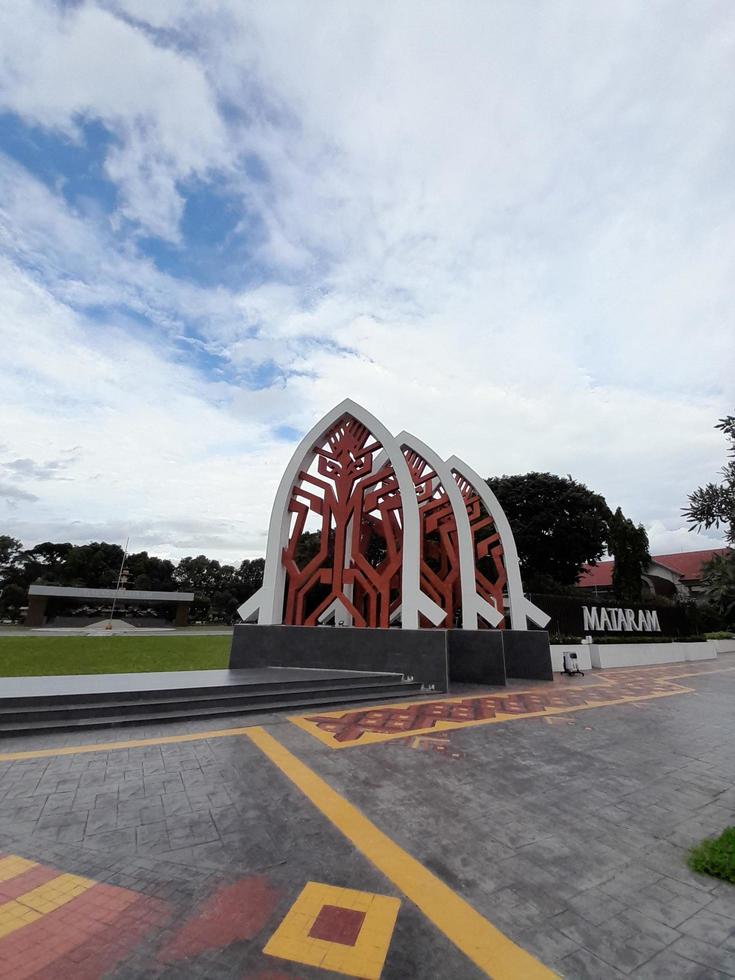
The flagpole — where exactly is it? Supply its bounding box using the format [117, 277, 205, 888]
[107, 536, 130, 631]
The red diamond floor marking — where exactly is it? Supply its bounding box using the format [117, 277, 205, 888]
[308, 904, 366, 946]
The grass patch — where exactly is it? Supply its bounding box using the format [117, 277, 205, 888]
[0, 636, 231, 676]
[688, 827, 735, 885]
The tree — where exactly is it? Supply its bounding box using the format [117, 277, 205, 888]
[173, 555, 224, 595]
[607, 507, 651, 604]
[22, 542, 73, 585]
[0, 537, 26, 619]
[125, 551, 176, 592]
[0, 535, 24, 584]
[486, 472, 612, 590]
[0, 582, 25, 621]
[61, 542, 125, 588]
[699, 552, 735, 624]
[235, 558, 265, 603]
[684, 415, 735, 545]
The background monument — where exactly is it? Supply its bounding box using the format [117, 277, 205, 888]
[231, 399, 553, 688]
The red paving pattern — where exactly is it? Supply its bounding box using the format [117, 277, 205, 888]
[297, 663, 732, 746]
[0, 857, 284, 978]
[158, 875, 280, 964]
[0, 878, 168, 980]
[308, 904, 366, 945]
[0, 865, 59, 901]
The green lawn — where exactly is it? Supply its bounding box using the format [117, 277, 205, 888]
[0, 636, 231, 676]
[688, 827, 735, 885]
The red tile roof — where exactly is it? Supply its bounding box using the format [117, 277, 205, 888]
[652, 548, 730, 581]
[577, 561, 614, 588]
[576, 548, 730, 589]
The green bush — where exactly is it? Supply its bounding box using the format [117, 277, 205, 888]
[688, 827, 735, 885]
[549, 634, 583, 645]
[705, 631, 734, 640]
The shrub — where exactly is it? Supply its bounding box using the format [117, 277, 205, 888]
[688, 827, 735, 885]
[705, 631, 734, 640]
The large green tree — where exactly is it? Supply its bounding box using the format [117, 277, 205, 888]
[684, 415, 735, 545]
[699, 552, 735, 624]
[486, 472, 612, 591]
[684, 415, 735, 625]
[0, 535, 25, 619]
[0, 535, 24, 583]
[607, 507, 651, 604]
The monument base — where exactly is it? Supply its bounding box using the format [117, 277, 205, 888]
[447, 630, 506, 685]
[230, 624, 449, 691]
[229, 626, 553, 691]
[502, 630, 554, 681]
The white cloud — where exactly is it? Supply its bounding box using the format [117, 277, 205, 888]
[0, 1, 732, 562]
[0, 0, 230, 239]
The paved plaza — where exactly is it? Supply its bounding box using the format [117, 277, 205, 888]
[1, 657, 734, 979]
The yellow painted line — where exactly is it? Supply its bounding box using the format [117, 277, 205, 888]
[0, 854, 37, 882]
[636, 664, 735, 680]
[0, 724, 259, 762]
[246, 726, 556, 980]
[0, 872, 95, 940]
[289, 685, 694, 749]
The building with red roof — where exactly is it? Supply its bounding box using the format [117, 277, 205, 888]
[577, 548, 730, 602]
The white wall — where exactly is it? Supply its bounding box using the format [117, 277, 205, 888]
[589, 643, 688, 668]
[679, 641, 716, 661]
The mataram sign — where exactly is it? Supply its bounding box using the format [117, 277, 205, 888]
[583, 606, 661, 633]
[240, 399, 549, 633]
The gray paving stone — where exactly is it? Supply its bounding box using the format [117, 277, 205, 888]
[559, 946, 630, 979]
[669, 934, 735, 976]
[627, 876, 713, 926]
[554, 907, 678, 973]
[680, 906, 735, 945]
[630, 948, 731, 979]
[566, 887, 627, 925]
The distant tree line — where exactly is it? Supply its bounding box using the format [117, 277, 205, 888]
[0, 536, 264, 623]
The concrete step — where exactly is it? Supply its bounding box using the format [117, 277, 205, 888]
[0, 680, 421, 723]
[0, 681, 424, 735]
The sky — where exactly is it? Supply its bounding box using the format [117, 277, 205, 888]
[0, 0, 733, 566]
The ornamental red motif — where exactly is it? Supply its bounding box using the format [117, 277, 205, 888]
[280, 412, 507, 628]
[282, 415, 403, 627]
[453, 472, 507, 628]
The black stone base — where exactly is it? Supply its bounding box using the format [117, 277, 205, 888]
[229, 625, 553, 692]
[502, 630, 553, 681]
[230, 624, 449, 691]
[447, 630, 506, 685]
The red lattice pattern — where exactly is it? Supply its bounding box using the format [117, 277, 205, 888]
[453, 472, 507, 628]
[282, 415, 403, 627]
[403, 448, 460, 627]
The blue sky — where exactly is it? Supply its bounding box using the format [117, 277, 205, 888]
[0, 0, 733, 561]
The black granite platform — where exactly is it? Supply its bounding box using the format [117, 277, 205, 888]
[230, 624, 449, 690]
[0, 667, 424, 736]
[230, 626, 552, 690]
